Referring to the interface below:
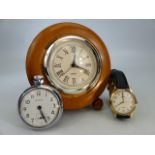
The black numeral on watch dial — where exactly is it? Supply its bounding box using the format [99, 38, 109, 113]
[51, 111, 55, 114]
[23, 107, 27, 111]
[37, 91, 41, 96]
[26, 114, 29, 118]
[31, 118, 34, 122]
[25, 100, 30, 104]
[31, 94, 34, 99]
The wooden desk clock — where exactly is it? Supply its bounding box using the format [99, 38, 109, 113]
[26, 22, 111, 110]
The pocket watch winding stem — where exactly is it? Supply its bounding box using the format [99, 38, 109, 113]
[33, 75, 44, 86]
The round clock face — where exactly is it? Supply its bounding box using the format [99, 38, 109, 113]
[44, 36, 101, 94]
[110, 89, 136, 115]
[18, 87, 63, 129]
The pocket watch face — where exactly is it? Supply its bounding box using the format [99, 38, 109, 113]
[18, 86, 63, 129]
[44, 36, 101, 94]
[110, 89, 136, 115]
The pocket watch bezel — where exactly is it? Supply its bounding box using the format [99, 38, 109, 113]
[43, 35, 102, 94]
[18, 85, 63, 130]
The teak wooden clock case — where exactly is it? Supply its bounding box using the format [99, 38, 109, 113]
[26, 22, 111, 110]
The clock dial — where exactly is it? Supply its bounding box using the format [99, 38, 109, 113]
[111, 89, 136, 115]
[44, 36, 101, 94]
[19, 88, 61, 128]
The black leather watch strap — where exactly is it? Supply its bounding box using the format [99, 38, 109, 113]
[116, 115, 130, 119]
[109, 69, 129, 89]
[109, 69, 131, 119]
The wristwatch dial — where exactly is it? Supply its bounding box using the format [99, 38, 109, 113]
[110, 89, 136, 115]
[18, 87, 62, 129]
[44, 36, 101, 94]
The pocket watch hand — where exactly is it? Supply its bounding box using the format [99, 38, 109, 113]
[40, 110, 47, 123]
[37, 106, 47, 123]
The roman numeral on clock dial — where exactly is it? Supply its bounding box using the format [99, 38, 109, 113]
[63, 48, 69, 55]
[83, 69, 90, 76]
[54, 63, 61, 68]
[56, 55, 63, 60]
[56, 69, 65, 78]
[63, 75, 69, 83]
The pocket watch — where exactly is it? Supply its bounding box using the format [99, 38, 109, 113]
[18, 75, 63, 129]
[26, 22, 111, 110]
[108, 69, 137, 119]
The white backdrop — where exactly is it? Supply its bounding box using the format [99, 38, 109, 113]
[0, 20, 155, 134]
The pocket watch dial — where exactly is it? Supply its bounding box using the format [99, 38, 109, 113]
[44, 36, 101, 94]
[19, 88, 62, 128]
[110, 89, 136, 115]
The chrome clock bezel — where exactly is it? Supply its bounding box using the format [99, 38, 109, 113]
[43, 35, 102, 94]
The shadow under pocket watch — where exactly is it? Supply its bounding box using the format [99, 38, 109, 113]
[108, 69, 137, 119]
[26, 22, 111, 110]
[18, 75, 63, 129]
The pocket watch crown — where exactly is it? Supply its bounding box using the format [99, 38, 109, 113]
[33, 75, 44, 86]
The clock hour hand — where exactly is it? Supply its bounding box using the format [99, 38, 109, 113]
[37, 106, 47, 123]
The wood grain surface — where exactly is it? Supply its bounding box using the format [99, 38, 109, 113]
[26, 22, 111, 110]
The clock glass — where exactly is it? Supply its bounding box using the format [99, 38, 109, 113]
[111, 89, 136, 115]
[18, 87, 63, 129]
[44, 36, 101, 94]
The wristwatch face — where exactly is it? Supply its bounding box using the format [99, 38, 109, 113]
[44, 36, 101, 94]
[110, 89, 136, 115]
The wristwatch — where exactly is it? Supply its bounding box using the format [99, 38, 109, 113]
[108, 69, 137, 119]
